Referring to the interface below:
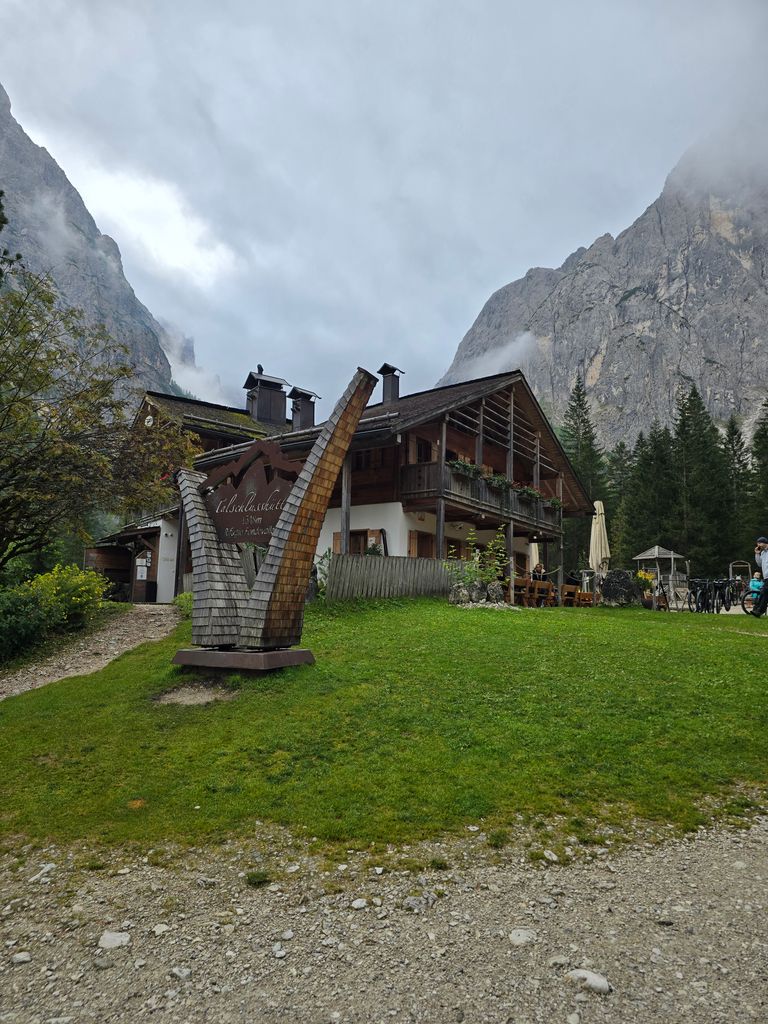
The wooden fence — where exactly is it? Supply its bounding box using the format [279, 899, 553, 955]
[325, 554, 452, 601]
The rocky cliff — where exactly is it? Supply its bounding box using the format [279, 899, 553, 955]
[0, 82, 174, 393]
[441, 126, 768, 444]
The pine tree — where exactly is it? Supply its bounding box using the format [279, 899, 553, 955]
[560, 376, 605, 570]
[748, 400, 768, 547]
[613, 426, 677, 566]
[721, 414, 752, 561]
[671, 387, 731, 574]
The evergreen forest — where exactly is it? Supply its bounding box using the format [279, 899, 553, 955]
[560, 376, 765, 577]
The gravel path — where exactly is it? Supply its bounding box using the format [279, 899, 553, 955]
[1, 818, 766, 1023]
[0, 604, 180, 701]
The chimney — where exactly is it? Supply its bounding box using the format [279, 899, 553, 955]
[242, 368, 289, 425]
[289, 386, 319, 430]
[378, 363, 403, 403]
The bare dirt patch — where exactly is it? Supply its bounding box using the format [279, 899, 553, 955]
[155, 683, 238, 706]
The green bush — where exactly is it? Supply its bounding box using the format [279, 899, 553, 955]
[173, 591, 193, 619]
[0, 564, 108, 663]
[25, 564, 107, 629]
[0, 587, 49, 661]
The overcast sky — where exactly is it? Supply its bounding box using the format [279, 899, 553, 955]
[1, 0, 766, 412]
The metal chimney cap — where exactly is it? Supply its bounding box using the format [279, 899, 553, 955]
[377, 362, 403, 376]
[243, 370, 289, 390]
[288, 386, 321, 400]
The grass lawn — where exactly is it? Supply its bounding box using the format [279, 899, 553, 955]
[0, 599, 766, 849]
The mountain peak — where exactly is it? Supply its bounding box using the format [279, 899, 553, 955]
[442, 131, 768, 443]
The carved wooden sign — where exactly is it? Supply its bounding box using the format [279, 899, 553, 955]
[174, 367, 378, 670]
[201, 441, 300, 546]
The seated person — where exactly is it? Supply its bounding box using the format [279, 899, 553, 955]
[531, 562, 547, 582]
[749, 571, 763, 596]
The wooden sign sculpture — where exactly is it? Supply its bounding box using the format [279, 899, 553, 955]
[173, 367, 377, 670]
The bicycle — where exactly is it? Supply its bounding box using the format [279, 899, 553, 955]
[741, 585, 765, 616]
[687, 578, 712, 613]
[710, 578, 731, 614]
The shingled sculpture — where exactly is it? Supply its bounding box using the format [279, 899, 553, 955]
[173, 367, 377, 670]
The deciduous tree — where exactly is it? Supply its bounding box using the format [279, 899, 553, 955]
[0, 268, 199, 571]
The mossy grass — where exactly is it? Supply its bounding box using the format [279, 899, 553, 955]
[0, 598, 766, 847]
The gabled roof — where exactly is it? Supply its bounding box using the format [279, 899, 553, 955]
[359, 370, 522, 430]
[633, 545, 687, 561]
[141, 391, 290, 439]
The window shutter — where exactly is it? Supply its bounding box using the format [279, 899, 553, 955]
[408, 530, 418, 558]
[332, 532, 341, 554]
[367, 529, 382, 548]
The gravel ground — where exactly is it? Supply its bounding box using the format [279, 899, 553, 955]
[1, 818, 766, 1023]
[0, 605, 180, 701]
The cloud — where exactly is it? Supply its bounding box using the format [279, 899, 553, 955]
[24, 126, 239, 289]
[158, 320, 231, 403]
[451, 332, 538, 382]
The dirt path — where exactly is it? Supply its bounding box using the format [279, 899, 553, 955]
[0, 603, 180, 701]
[0, 819, 766, 1023]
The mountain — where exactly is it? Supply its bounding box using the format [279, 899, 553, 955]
[441, 126, 768, 444]
[0, 82, 174, 393]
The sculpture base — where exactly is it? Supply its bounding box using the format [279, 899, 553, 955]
[172, 648, 315, 671]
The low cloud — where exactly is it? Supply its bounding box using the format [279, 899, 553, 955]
[453, 331, 538, 382]
[158, 320, 231, 404]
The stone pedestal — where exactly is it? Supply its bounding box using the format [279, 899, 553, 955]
[172, 648, 315, 671]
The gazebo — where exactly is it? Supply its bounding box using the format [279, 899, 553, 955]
[632, 545, 688, 578]
[633, 546, 689, 608]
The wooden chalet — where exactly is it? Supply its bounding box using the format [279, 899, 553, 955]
[196, 365, 593, 587]
[90, 364, 591, 602]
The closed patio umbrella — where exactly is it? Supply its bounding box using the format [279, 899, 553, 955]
[589, 500, 610, 576]
[529, 541, 540, 573]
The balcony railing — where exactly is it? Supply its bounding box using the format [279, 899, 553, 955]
[400, 462, 561, 530]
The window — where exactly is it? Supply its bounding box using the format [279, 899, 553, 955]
[416, 438, 432, 464]
[349, 530, 369, 555]
[352, 450, 371, 471]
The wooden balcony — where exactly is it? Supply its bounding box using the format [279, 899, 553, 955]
[400, 462, 561, 532]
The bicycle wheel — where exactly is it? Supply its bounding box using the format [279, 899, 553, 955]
[687, 588, 696, 612]
[714, 586, 723, 613]
[741, 591, 757, 614]
[696, 585, 708, 613]
[723, 584, 732, 612]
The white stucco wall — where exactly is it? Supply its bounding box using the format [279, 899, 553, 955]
[316, 503, 410, 557]
[315, 505, 532, 564]
[156, 518, 179, 603]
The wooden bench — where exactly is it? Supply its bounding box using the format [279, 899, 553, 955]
[511, 577, 532, 607]
[531, 580, 556, 607]
[560, 584, 578, 607]
[576, 590, 594, 607]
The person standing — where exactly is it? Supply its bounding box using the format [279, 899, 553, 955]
[753, 538, 768, 616]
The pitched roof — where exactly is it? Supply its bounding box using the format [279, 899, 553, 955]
[143, 391, 290, 439]
[633, 545, 687, 561]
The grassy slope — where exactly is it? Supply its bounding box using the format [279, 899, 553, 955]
[0, 599, 766, 847]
